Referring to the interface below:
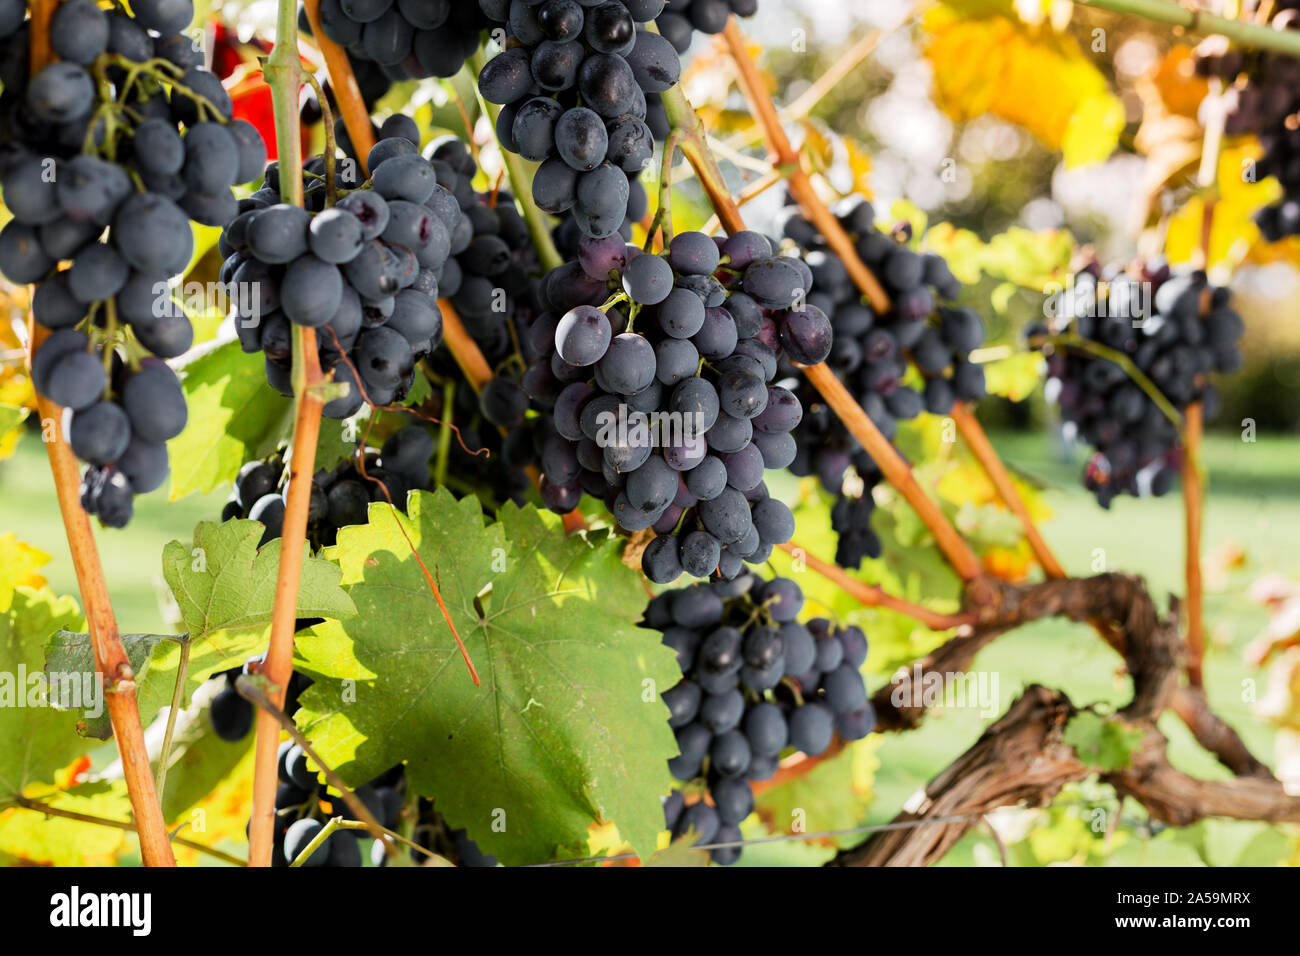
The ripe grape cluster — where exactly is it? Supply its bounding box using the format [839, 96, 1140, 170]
[0, 0, 265, 527]
[1029, 265, 1244, 507]
[1196, 14, 1300, 241]
[477, 1, 680, 239]
[523, 229, 830, 581]
[655, 0, 757, 53]
[301, 0, 491, 107]
[397, 135, 555, 507]
[645, 573, 874, 865]
[779, 198, 983, 568]
[223, 134, 468, 416]
[220, 424, 434, 549]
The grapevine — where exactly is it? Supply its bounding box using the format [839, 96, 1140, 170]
[1, 0, 1299, 885]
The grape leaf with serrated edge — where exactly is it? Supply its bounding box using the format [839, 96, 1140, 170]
[293, 489, 681, 866]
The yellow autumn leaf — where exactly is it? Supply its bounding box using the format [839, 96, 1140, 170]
[923, 10, 1123, 167]
[0, 532, 50, 611]
[937, 460, 998, 506]
[1165, 140, 1281, 268]
[844, 137, 874, 198]
[983, 351, 1046, 402]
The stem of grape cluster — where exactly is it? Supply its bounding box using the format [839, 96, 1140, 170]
[950, 403, 1066, 578]
[466, 52, 565, 273]
[1076, 0, 1300, 56]
[249, 0, 327, 869]
[23, 0, 175, 868]
[658, 83, 746, 235]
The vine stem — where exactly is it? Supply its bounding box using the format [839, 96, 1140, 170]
[237, 676, 393, 850]
[438, 298, 494, 393]
[658, 83, 746, 234]
[949, 403, 1066, 578]
[248, 0, 326, 869]
[153, 638, 192, 802]
[1076, 0, 1300, 56]
[300, 0, 376, 175]
[777, 542, 975, 631]
[26, 327, 176, 868]
[1183, 401, 1205, 686]
[466, 52, 564, 272]
[707, 18, 979, 582]
[699, 169, 781, 235]
[720, 19, 890, 312]
[1181, 110, 1221, 689]
[802, 364, 983, 580]
[24, 1, 175, 868]
[1042, 331, 1183, 428]
[12, 796, 244, 866]
[656, 129, 683, 246]
[721, 13, 1061, 581]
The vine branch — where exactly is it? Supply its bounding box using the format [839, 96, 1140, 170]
[1076, 0, 1300, 56]
[950, 403, 1066, 578]
[12, 796, 244, 867]
[23, 0, 175, 868]
[714, 19, 982, 582]
[248, 0, 326, 869]
[777, 541, 974, 631]
[300, 0, 376, 174]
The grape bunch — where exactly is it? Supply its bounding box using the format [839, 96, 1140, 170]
[223, 133, 470, 417]
[522, 229, 831, 581]
[1028, 264, 1244, 507]
[1195, 14, 1300, 241]
[0, 0, 265, 527]
[476, 1, 680, 239]
[301, 0, 491, 110]
[220, 424, 435, 550]
[656, 0, 757, 53]
[645, 573, 874, 865]
[778, 198, 982, 568]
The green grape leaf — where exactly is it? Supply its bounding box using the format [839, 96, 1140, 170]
[0, 587, 91, 797]
[1063, 711, 1144, 772]
[647, 834, 711, 867]
[162, 519, 356, 641]
[167, 340, 292, 499]
[43, 631, 169, 739]
[294, 489, 680, 867]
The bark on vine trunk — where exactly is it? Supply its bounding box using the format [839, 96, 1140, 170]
[834, 573, 1300, 866]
